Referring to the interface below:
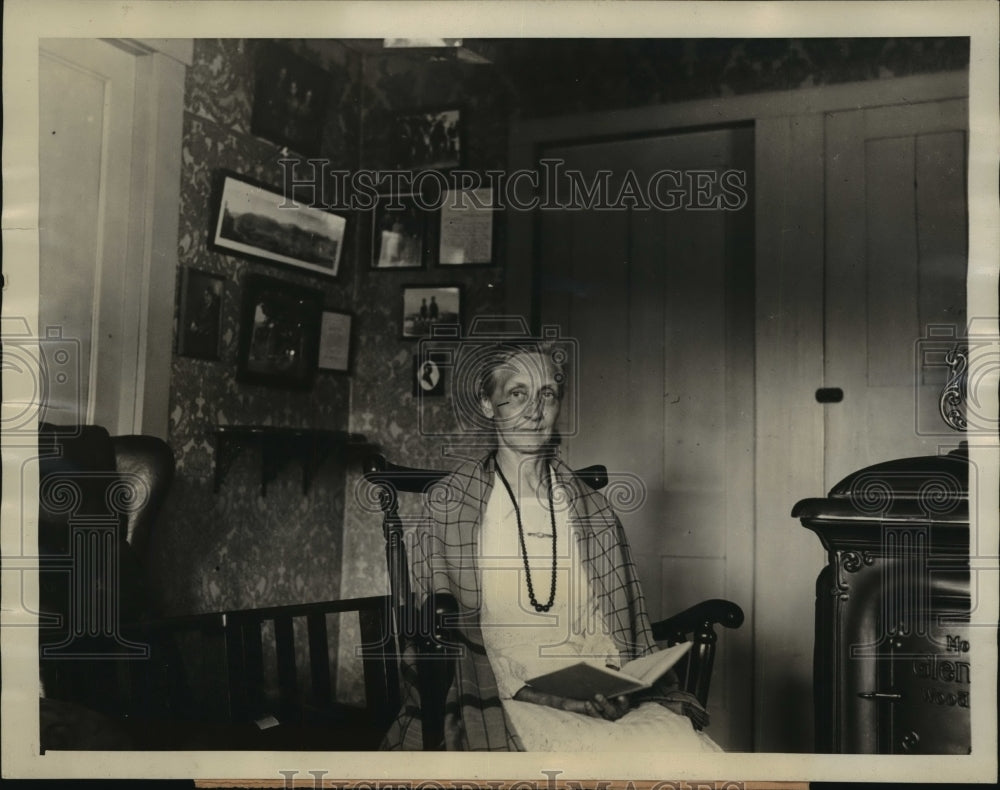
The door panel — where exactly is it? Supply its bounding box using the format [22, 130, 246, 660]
[866, 135, 920, 388]
[39, 39, 137, 431]
[824, 100, 968, 488]
[537, 126, 754, 750]
[38, 52, 105, 422]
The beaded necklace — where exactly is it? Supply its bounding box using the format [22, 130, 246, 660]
[494, 458, 557, 613]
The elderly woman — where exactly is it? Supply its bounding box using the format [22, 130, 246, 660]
[383, 342, 721, 752]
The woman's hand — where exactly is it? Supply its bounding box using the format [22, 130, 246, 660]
[513, 686, 631, 720]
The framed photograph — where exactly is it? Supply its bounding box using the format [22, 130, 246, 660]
[176, 267, 224, 360]
[412, 351, 447, 397]
[389, 107, 462, 170]
[400, 285, 462, 339]
[371, 194, 427, 269]
[236, 274, 323, 389]
[317, 310, 353, 373]
[250, 41, 330, 156]
[209, 170, 347, 278]
[437, 187, 495, 266]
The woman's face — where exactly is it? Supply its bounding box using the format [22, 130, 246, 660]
[481, 351, 561, 455]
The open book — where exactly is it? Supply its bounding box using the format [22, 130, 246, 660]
[524, 641, 692, 700]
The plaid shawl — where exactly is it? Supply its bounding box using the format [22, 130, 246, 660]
[380, 452, 692, 751]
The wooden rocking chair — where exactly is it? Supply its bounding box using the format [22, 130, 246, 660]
[363, 453, 744, 749]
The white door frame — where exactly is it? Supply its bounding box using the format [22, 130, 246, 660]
[106, 38, 192, 439]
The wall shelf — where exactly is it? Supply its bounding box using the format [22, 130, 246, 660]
[212, 426, 375, 496]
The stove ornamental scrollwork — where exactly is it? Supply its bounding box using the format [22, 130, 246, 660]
[938, 345, 968, 432]
[841, 550, 876, 574]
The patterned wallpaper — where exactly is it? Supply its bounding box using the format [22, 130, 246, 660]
[492, 37, 970, 118]
[150, 40, 360, 629]
[151, 38, 511, 706]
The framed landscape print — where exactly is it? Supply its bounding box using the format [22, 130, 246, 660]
[209, 170, 347, 278]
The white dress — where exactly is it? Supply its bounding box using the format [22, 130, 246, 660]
[478, 472, 722, 752]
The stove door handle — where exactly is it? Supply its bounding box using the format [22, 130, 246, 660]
[858, 690, 903, 701]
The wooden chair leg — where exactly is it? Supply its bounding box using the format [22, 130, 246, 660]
[689, 621, 718, 711]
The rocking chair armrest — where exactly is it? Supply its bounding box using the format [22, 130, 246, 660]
[651, 598, 745, 643]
